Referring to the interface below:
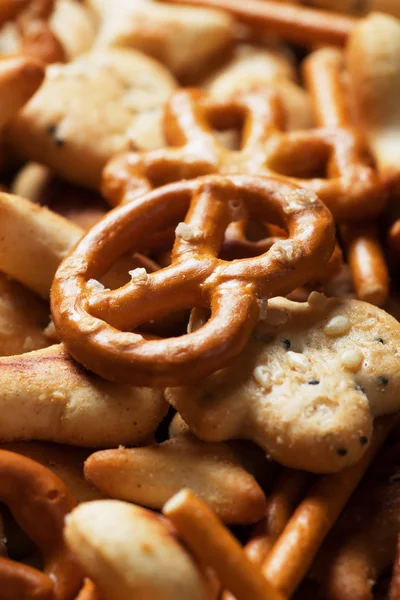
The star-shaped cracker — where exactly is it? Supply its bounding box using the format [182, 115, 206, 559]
[166, 293, 400, 473]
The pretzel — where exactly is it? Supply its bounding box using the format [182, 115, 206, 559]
[0, 343, 167, 446]
[65, 499, 214, 600]
[0, 449, 81, 600]
[259, 415, 397, 597]
[341, 223, 390, 306]
[158, 0, 355, 45]
[314, 440, 400, 599]
[103, 47, 384, 223]
[205, 45, 314, 131]
[84, 432, 267, 524]
[163, 488, 285, 600]
[51, 174, 334, 386]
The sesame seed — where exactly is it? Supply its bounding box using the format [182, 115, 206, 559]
[340, 348, 364, 372]
[281, 338, 291, 350]
[253, 366, 271, 389]
[287, 351, 309, 371]
[323, 315, 350, 337]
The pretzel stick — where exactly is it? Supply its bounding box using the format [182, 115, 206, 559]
[163, 489, 286, 600]
[260, 415, 397, 597]
[159, 0, 355, 46]
[75, 580, 100, 600]
[302, 46, 347, 129]
[390, 535, 400, 600]
[388, 219, 400, 266]
[341, 223, 389, 306]
[222, 469, 312, 600]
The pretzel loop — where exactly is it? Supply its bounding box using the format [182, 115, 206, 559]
[103, 49, 385, 223]
[51, 174, 334, 387]
[0, 450, 81, 600]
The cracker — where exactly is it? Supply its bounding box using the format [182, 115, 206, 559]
[86, 0, 234, 77]
[7, 48, 177, 189]
[166, 294, 400, 473]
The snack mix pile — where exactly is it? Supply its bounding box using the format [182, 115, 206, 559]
[1, 0, 400, 598]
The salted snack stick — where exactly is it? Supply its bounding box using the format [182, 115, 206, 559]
[158, 0, 355, 46]
[84, 432, 267, 524]
[390, 536, 400, 600]
[222, 469, 312, 600]
[65, 500, 213, 600]
[340, 223, 389, 306]
[75, 580, 100, 600]
[0, 450, 82, 600]
[164, 489, 285, 600]
[314, 440, 400, 599]
[260, 415, 397, 597]
[0, 344, 167, 447]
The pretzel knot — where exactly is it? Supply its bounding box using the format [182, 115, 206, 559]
[51, 174, 334, 387]
[103, 49, 385, 223]
[0, 450, 81, 600]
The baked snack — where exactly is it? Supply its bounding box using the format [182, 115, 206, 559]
[86, 0, 234, 77]
[65, 499, 213, 600]
[167, 295, 400, 472]
[6, 48, 177, 189]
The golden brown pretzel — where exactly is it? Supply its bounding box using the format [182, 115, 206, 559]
[158, 0, 356, 45]
[103, 47, 384, 223]
[51, 174, 334, 387]
[0, 449, 81, 600]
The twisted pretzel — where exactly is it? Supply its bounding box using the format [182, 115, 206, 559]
[51, 174, 334, 387]
[158, 0, 355, 46]
[103, 47, 384, 223]
[0, 449, 81, 600]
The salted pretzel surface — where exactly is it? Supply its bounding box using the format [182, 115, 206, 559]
[103, 47, 384, 223]
[51, 174, 334, 386]
[0, 449, 81, 600]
